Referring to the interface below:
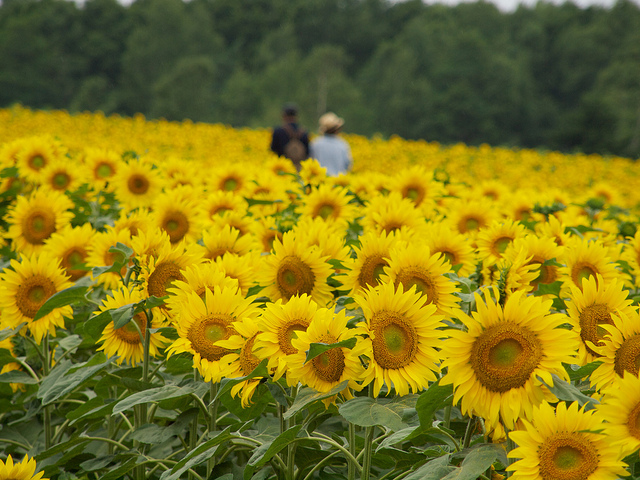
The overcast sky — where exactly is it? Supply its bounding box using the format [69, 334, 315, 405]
[421, 0, 638, 12]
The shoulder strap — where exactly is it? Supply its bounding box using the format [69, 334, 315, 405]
[283, 124, 303, 140]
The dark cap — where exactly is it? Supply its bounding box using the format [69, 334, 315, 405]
[282, 103, 298, 116]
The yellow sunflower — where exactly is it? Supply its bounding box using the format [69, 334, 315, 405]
[42, 223, 95, 282]
[476, 219, 527, 267]
[535, 214, 573, 248]
[167, 286, 261, 383]
[39, 157, 87, 193]
[258, 230, 333, 306]
[208, 211, 254, 238]
[352, 282, 444, 397]
[15, 136, 62, 184]
[483, 248, 540, 302]
[299, 158, 327, 186]
[201, 225, 258, 261]
[620, 231, 640, 286]
[288, 307, 364, 404]
[507, 401, 628, 480]
[445, 198, 498, 238]
[299, 184, 357, 229]
[423, 222, 477, 277]
[361, 192, 426, 237]
[151, 190, 205, 245]
[559, 238, 620, 295]
[86, 227, 134, 290]
[504, 235, 564, 294]
[341, 230, 405, 297]
[264, 156, 297, 176]
[207, 163, 249, 194]
[216, 317, 264, 407]
[0, 253, 73, 342]
[250, 216, 283, 253]
[200, 190, 248, 221]
[566, 274, 635, 364]
[253, 294, 318, 382]
[112, 158, 165, 210]
[113, 208, 153, 239]
[381, 242, 460, 316]
[587, 308, 640, 392]
[390, 165, 444, 208]
[0, 454, 48, 480]
[214, 253, 257, 298]
[5, 189, 74, 256]
[440, 290, 578, 431]
[598, 373, 640, 457]
[96, 286, 167, 366]
[292, 216, 351, 265]
[82, 147, 121, 191]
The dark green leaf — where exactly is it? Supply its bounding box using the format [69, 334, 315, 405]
[0, 323, 26, 342]
[403, 454, 454, 480]
[113, 384, 208, 415]
[82, 310, 113, 340]
[339, 395, 419, 432]
[284, 380, 349, 420]
[448, 444, 506, 480]
[540, 373, 598, 410]
[100, 457, 139, 480]
[416, 381, 454, 429]
[533, 280, 562, 297]
[33, 286, 89, 321]
[244, 425, 302, 480]
[566, 361, 603, 382]
[129, 409, 197, 444]
[305, 338, 357, 363]
[244, 197, 282, 207]
[111, 304, 136, 330]
[0, 370, 38, 384]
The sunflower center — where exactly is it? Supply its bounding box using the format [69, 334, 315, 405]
[572, 263, 597, 289]
[404, 186, 423, 204]
[115, 313, 146, 345]
[16, 275, 57, 318]
[223, 178, 238, 191]
[470, 322, 542, 393]
[460, 216, 481, 233]
[22, 209, 56, 245]
[276, 256, 315, 300]
[311, 334, 345, 383]
[614, 334, 640, 378]
[394, 268, 439, 305]
[62, 247, 88, 281]
[371, 311, 418, 369]
[277, 319, 309, 355]
[358, 255, 388, 289]
[538, 433, 598, 480]
[492, 236, 512, 256]
[627, 401, 640, 441]
[439, 250, 458, 266]
[147, 261, 186, 298]
[210, 206, 231, 217]
[128, 174, 150, 195]
[96, 162, 114, 179]
[187, 313, 235, 362]
[530, 259, 557, 288]
[579, 303, 612, 357]
[240, 334, 261, 375]
[315, 203, 335, 220]
[29, 154, 46, 170]
[162, 211, 190, 244]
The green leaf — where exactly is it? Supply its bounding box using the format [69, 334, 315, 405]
[66, 397, 115, 423]
[566, 361, 603, 382]
[113, 384, 208, 415]
[0, 323, 26, 342]
[244, 425, 302, 480]
[129, 409, 197, 444]
[38, 353, 114, 405]
[328, 258, 349, 270]
[244, 197, 282, 207]
[540, 373, 598, 410]
[0, 370, 38, 384]
[33, 286, 89, 321]
[447, 444, 506, 480]
[160, 427, 233, 480]
[416, 380, 453, 430]
[533, 280, 562, 297]
[403, 454, 454, 480]
[284, 380, 350, 420]
[100, 457, 139, 480]
[305, 338, 357, 363]
[82, 310, 113, 340]
[111, 303, 136, 330]
[339, 395, 419, 432]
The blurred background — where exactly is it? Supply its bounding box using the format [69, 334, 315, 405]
[1, 0, 639, 158]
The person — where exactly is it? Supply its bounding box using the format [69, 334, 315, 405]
[270, 103, 309, 171]
[309, 112, 352, 176]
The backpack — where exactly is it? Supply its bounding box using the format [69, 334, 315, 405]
[283, 125, 307, 170]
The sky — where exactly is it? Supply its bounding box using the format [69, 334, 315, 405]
[421, 0, 639, 11]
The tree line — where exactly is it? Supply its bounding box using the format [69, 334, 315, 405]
[1, 0, 639, 158]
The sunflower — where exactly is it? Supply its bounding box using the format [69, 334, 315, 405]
[208, 211, 254, 238]
[5, 189, 74, 256]
[42, 223, 95, 282]
[0, 253, 73, 343]
[200, 190, 248, 222]
[158, 156, 204, 191]
[0, 337, 25, 392]
[167, 286, 261, 383]
[245, 172, 291, 217]
[381, 242, 460, 316]
[440, 290, 578, 431]
[292, 216, 351, 265]
[390, 165, 444, 207]
[96, 286, 167, 366]
[351, 282, 443, 397]
[253, 294, 318, 382]
[299, 158, 327, 186]
[287, 307, 364, 404]
[216, 317, 264, 407]
[250, 216, 284, 253]
[299, 184, 357, 229]
[504, 235, 564, 294]
[341, 230, 405, 297]
[598, 373, 640, 457]
[39, 157, 87, 193]
[112, 158, 164, 210]
[423, 222, 477, 277]
[258, 230, 333, 306]
[0, 454, 48, 480]
[265, 156, 297, 176]
[445, 198, 498, 237]
[207, 163, 249, 194]
[559, 238, 620, 295]
[201, 225, 258, 261]
[82, 147, 121, 190]
[483, 247, 540, 302]
[214, 253, 257, 298]
[566, 274, 635, 364]
[86, 227, 134, 290]
[620, 231, 640, 286]
[15, 136, 62, 184]
[151, 190, 205, 245]
[535, 214, 572, 248]
[476, 219, 527, 267]
[507, 401, 628, 480]
[361, 192, 426, 237]
[113, 208, 153, 239]
[587, 308, 640, 391]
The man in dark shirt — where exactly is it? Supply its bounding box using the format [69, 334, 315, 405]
[270, 103, 309, 170]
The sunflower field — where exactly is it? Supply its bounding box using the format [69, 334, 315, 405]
[2, 105, 640, 480]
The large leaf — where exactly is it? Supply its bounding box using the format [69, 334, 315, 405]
[33, 286, 89, 321]
[113, 384, 208, 415]
[244, 425, 302, 480]
[540, 373, 598, 410]
[339, 395, 419, 432]
[444, 444, 506, 480]
[284, 380, 349, 420]
[416, 381, 453, 429]
[305, 338, 357, 363]
[403, 454, 455, 480]
[129, 409, 197, 444]
[0, 370, 38, 384]
[160, 427, 233, 480]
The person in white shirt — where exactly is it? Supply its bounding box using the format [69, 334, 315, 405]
[309, 112, 353, 176]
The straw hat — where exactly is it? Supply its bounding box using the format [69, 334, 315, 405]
[318, 112, 344, 134]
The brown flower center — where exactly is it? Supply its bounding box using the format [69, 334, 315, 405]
[127, 174, 150, 195]
[276, 256, 315, 300]
[22, 208, 56, 245]
[614, 334, 640, 378]
[277, 319, 309, 355]
[394, 268, 439, 305]
[147, 261, 185, 298]
[311, 334, 345, 383]
[357, 254, 388, 290]
[579, 304, 613, 357]
[370, 311, 418, 369]
[16, 274, 57, 318]
[187, 313, 235, 362]
[538, 433, 598, 480]
[162, 211, 190, 244]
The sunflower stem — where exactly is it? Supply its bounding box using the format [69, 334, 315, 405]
[42, 334, 52, 450]
[462, 415, 476, 449]
[443, 405, 452, 430]
[360, 385, 375, 480]
[348, 422, 357, 480]
[207, 382, 219, 477]
[505, 433, 516, 478]
[189, 369, 200, 480]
